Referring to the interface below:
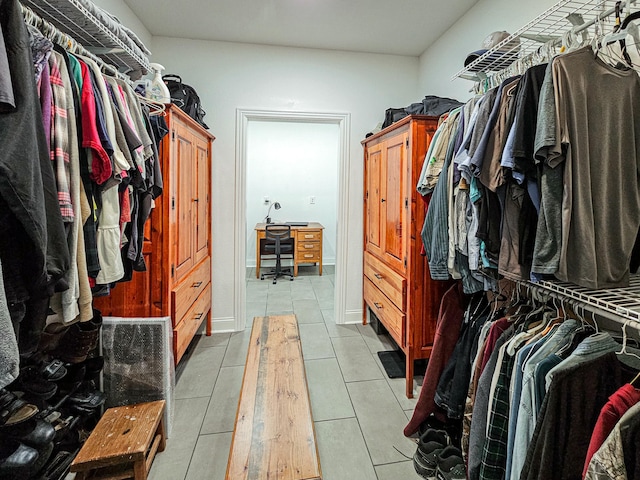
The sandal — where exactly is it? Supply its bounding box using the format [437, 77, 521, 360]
[0, 390, 38, 426]
[41, 360, 67, 382]
[68, 389, 105, 410]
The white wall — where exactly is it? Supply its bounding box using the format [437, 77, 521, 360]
[246, 121, 339, 267]
[418, 0, 558, 101]
[150, 37, 420, 329]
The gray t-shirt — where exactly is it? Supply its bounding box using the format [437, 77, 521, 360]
[531, 62, 564, 276]
[0, 23, 15, 112]
[551, 47, 640, 288]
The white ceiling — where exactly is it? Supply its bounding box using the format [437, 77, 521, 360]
[124, 0, 479, 56]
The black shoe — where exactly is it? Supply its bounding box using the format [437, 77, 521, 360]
[413, 429, 450, 479]
[0, 439, 39, 479]
[0, 417, 55, 447]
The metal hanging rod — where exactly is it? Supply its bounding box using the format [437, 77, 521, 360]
[517, 276, 640, 326]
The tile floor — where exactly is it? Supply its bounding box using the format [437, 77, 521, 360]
[148, 265, 424, 480]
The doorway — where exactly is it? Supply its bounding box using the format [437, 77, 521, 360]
[234, 109, 351, 331]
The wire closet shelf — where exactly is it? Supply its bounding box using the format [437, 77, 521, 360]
[452, 0, 637, 81]
[452, 0, 640, 327]
[21, 0, 150, 79]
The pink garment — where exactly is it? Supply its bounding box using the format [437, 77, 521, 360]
[78, 60, 111, 185]
[582, 383, 640, 478]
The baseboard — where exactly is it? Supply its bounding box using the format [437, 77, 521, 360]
[342, 309, 362, 325]
[211, 316, 237, 333]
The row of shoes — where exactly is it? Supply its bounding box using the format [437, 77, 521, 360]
[0, 311, 105, 480]
[413, 429, 466, 480]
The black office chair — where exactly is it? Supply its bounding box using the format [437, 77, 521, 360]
[260, 224, 295, 284]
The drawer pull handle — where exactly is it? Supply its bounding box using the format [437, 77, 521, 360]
[194, 312, 204, 320]
[374, 302, 383, 310]
[304, 244, 315, 248]
[304, 254, 314, 258]
[192, 281, 203, 288]
[304, 234, 314, 239]
[374, 273, 384, 280]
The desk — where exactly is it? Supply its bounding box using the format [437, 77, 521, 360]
[255, 222, 324, 278]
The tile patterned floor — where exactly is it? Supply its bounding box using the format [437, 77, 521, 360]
[148, 266, 423, 480]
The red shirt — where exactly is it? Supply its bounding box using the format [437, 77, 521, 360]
[79, 60, 112, 185]
[583, 382, 640, 478]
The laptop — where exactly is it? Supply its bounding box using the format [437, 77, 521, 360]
[285, 222, 309, 227]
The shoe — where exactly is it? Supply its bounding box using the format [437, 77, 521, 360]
[11, 366, 58, 400]
[413, 429, 450, 479]
[0, 439, 39, 479]
[54, 320, 100, 364]
[68, 389, 105, 410]
[0, 417, 56, 447]
[434, 446, 465, 480]
[38, 323, 70, 353]
[38, 448, 78, 480]
[0, 390, 39, 426]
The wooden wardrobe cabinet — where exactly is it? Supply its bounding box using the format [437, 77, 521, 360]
[94, 105, 214, 364]
[362, 115, 450, 398]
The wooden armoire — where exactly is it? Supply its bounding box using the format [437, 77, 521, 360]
[362, 115, 451, 398]
[94, 105, 214, 364]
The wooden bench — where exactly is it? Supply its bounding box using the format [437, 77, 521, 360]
[226, 315, 322, 480]
[70, 400, 166, 480]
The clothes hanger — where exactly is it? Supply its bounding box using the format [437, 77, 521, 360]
[616, 319, 640, 362]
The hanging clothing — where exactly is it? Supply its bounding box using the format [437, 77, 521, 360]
[404, 282, 469, 436]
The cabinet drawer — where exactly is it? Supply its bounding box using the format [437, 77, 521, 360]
[297, 242, 320, 253]
[174, 283, 211, 363]
[363, 277, 405, 347]
[364, 252, 405, 311]
[172, 259, 211, 326]
[297, 250, 321, 262]
[298, 230, 322, 242]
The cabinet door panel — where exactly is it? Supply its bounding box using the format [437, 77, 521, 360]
[382, 132, 408, 273]
[174, 128, 195, 281]
[365, 145, 382, 258]
[194, 137, 210, 265]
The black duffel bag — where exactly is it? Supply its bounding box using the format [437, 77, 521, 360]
[162, 74, 209, 129]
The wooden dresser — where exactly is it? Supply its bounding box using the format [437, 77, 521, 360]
[362, 115, 451, 398]
[94, 105, 214, 364]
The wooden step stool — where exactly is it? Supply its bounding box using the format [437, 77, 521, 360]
[226, 314, 322, 480]
[70, 400, 166, 480]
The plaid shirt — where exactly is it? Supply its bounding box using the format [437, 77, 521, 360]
[479, 327, 518, 480]
[48, 54, 74, 222]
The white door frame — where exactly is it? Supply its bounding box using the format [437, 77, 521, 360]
[234, 109, 351, 331]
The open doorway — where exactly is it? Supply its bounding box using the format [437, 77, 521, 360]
[234, 109, 351, 332]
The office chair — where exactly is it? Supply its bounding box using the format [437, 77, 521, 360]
[260, 224, 295, 284]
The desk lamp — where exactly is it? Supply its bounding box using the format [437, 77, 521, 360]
[265, 201, 281, 224]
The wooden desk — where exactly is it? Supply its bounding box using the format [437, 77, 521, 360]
[255, 223, 324, 278]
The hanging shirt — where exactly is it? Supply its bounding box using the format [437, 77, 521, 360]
[550, 47, 640, 288]
[521, 353, 636, 480]
[583, 383, 640, 478]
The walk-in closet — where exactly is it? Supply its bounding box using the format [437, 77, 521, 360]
[1, 0, 640, 479]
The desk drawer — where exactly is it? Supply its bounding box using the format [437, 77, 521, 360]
[364, 277, 404, 347]
[174, 283, 211, 363]
[364, 252, 405, 311]
[297, 241, 320, 253]
[297, 250, 321, 262]
[298, 230, 322, 242]
[172, 259, 211, 326]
